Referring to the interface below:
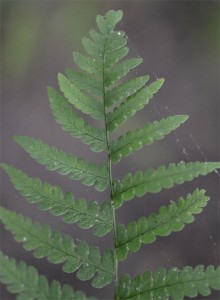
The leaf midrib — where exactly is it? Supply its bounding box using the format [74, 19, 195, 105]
[56, 96, 106, 145]
[45, 151, 108, 183]
[12, 217, 113, 276]
[28, 185, 112, 226]
[114, 165, 204, 199]
[116, 193, 204, 249]
[119, 274, 219, 300]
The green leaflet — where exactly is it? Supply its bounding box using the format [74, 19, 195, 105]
[73, 52, 102, 76]
[0, 251, 96, 300]
[1, 164, 112, 237]
[115, 189, 209, 261]
[113, 161, 220, 208]
[105, 46, 129, 68]
[82, 37, 102, 58]
[110, 115, 189, 163]
[58, 73, 104, 120]
[116, 266, 220, 300]
[105, 75, 149, 108]
[107, 78, 165, 132]
[0, 207, 114, 289]
[65, 68, 103, 97]
[104, 58, 143, 87]
[48, 87, 106, 152]
[13, 135, 109, 192]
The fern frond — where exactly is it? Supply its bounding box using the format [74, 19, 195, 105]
[0, 207, 114, 288]
[1, 164, 112, 237]
[107, 79, 165, 132]
[104, 58, 143, 87]
[110, 115, 189, 163]
[0, 251, 96, 300]
[13, 136, 109, 192]
[113, 161, 220, 208]
[105, 76, 149, 108]
[115, 189, 209, 260]
[48, 87, 106, 152]
[65, 68, 103, 97]
[116, 265, 220, 300]
[58, 73, 104, 120]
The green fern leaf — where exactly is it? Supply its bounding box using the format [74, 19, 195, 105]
[58, 73, 104, 120]
[1, 9, 220, 300]
[73, 52, 102, 76]
[48, 87, 106, 152]
[82, 37, 102, 58]
[13, 135, 108, 192]
[0, 207, 114, 288]
[105, 76, 149, 108]
[0, 251, 96, 300]
[115, 189, 209, 260]
[65, 68, 103, 97]
[107, 79, 165, 132]
[104, 58, 143, 87]
[1, 164, 112, 237]
[116, 265, 220, 299]
[110, 115, 189, 163]
[113, 161, 220, 208]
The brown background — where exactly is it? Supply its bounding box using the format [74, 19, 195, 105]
[1, 1, 219, 299]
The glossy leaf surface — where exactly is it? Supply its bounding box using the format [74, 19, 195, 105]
[0, 251, 96, 300]
[116, 189, 209, 260]
[113, 162, 220, 208]
[117, 266, 220, 299]
[0, 207, 114, 288]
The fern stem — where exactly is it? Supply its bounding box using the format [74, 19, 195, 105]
[102, 39, 118, 298]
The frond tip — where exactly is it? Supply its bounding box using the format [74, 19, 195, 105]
[0, 251, 96, 300]
[117, 265, 220, 299]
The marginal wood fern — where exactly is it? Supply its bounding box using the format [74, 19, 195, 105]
[1, 10, 220, 300]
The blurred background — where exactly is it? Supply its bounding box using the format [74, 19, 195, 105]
[1, 1, 219, 299]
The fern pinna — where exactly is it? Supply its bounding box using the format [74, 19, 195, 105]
[0, 10, 220, 300]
